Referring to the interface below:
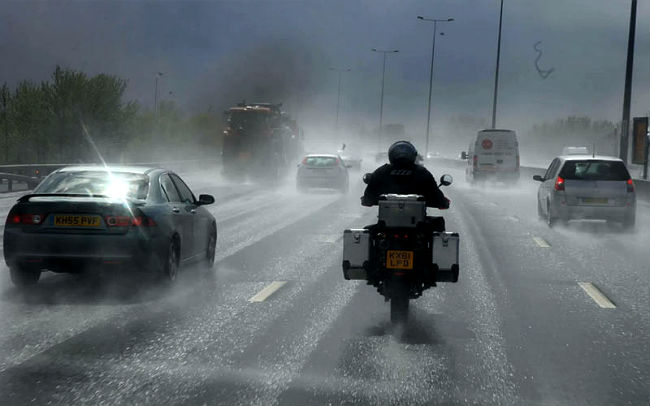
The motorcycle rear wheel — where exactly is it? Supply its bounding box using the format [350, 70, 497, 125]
[390, 291, 409, 324]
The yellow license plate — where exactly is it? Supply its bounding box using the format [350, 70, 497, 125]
[53, 215, 102, 227]
[386, 250, 414, 270]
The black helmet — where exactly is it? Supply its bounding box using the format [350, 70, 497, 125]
[388, 141, 418, 165]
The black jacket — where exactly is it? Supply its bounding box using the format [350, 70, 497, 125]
[361, 163, 449, 208]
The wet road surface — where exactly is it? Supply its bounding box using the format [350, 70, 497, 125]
[0, 160, 648, 405]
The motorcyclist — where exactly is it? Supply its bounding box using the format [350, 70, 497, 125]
[362, 141, 449, 209]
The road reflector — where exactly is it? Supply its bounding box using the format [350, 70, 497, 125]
[533, 237, 551, 248]
[248, 281, 287, 302]
[578, 282, 616, 309]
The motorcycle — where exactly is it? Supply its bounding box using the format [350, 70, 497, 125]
[342, 174, 459, 323]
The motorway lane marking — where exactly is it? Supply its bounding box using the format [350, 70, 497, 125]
[578, 282, 616, 309]
[248, 281, 287, 302]
[532, 236, 551, 248]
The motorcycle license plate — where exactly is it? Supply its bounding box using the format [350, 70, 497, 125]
[386, 250, 414, 270]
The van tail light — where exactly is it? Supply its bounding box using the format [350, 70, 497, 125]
[554, 176, 565, 191]
[473, 155, 478, 169]
[627, 178, 634, 193]
[105, 215, 156, 227]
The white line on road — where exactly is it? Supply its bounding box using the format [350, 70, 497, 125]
[248, 281, 287, 303]
[532, 237, 551, 248]
[578, 282, 616, 309]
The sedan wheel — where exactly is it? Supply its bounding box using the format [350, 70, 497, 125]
[205, 225, 217, 268]
[10, 266, 41, 288]
[162, 240, 179, 282]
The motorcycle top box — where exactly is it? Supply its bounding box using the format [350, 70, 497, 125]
[377, 194, 426, 228]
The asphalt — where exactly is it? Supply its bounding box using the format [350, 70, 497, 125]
[0, 160, 648, 405]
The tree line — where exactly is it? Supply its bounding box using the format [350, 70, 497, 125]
[0, 66, 222, 166]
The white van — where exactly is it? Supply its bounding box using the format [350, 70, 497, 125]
[462, 129, 520, 182]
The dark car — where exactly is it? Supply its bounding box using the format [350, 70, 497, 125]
[296, 154, 349, 192]
[3, 166, 217, 287]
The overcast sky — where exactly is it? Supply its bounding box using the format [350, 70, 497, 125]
[1, 0, 648, 137]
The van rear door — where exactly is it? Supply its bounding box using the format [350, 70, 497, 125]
[475, 130, 519, 173]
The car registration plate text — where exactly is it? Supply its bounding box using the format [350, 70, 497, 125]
[53, 215, 102, 227]
[386, 250, 414, 270]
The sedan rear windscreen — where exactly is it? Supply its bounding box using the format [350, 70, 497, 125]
[559, 160, 630, 181]
[35, 171, 150, 199]
[305, 157, 339, 167]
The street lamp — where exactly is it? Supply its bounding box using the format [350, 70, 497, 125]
[154, 72, 163, 116]
[329, 67, 351, 131]
[417, 16, 454, 156]
[371, 48, 399, 150]
[491, 0, 504, 129]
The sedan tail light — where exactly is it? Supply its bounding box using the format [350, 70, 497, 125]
[105, 215, 156, 227]
[554, 176, 565, 191]
[627, 178, 634, 193]
[9, 214, 45, 225]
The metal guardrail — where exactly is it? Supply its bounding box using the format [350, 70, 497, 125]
[0, 159, 220, 194]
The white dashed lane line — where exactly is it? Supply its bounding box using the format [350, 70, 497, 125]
[532, 236, 551, 248]
[578, 282, 616, 309]
[248, 281, 288, 303]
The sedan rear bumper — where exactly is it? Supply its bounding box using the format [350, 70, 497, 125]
[3, 228, 167, 272]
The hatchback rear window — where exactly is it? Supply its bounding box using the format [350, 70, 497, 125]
[559, 160, 630, 181]
[35, 171, 150, 199]
[304, 157, 339, 166]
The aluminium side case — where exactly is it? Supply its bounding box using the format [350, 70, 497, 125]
[432, 232, 460, 282]
[342, 229, 370, 280]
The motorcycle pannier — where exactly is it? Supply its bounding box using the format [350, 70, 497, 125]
[432, 232, 459, 282]
[342, 229, 370, 280]
[377, 194, 426, 228]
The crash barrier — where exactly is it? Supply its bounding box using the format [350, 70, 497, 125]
[429, 157, 650, 203]
[0, 158, 221, 194]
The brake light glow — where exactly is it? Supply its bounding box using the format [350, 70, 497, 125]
[627, 178, 634, 193]
[473, 155, 478, 168]
[554, 176, 565, 191]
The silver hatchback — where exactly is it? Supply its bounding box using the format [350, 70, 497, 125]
[533, 155, 636, 229]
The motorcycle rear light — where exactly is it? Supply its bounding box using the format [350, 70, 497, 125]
[627, 178, 634, 193]
[554, 176, 565, 191]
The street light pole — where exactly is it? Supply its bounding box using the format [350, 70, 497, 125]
[418, 16, 454, 156]
[372, 48, 399, 150]
[619, 0, 637, 163]
[491, 0, 504, 129]
[154, 72, 163, 116]
[329, 67, 351, 131]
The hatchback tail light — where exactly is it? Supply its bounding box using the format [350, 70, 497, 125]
[627, 178, 634, 193]
[554, 176, 565, 191]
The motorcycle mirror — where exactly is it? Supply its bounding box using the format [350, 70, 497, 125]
[440, 174, 453, 186]
[362, 173, 372, 184]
